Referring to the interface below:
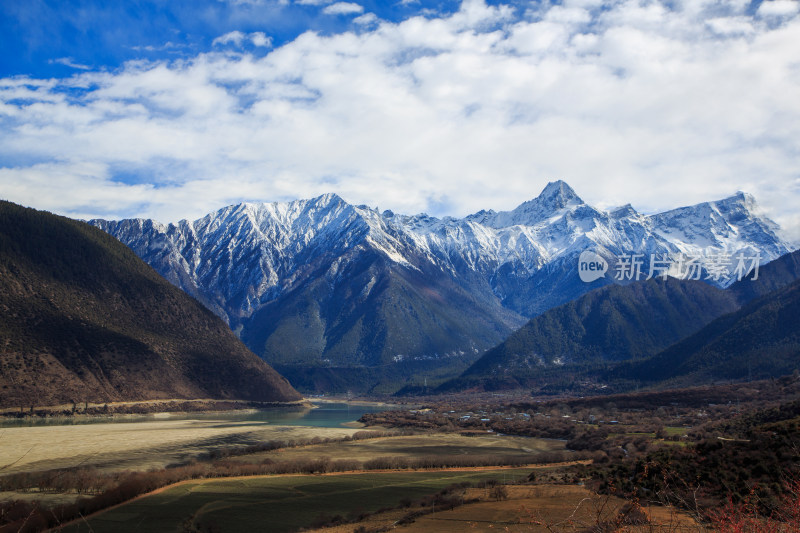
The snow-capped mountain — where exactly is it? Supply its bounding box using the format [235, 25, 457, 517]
[91, 181, 794, 390]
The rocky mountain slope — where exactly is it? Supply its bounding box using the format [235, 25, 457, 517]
[0, 201, 301, 407]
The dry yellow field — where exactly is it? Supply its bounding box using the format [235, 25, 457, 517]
[312, 484, 704, 533]
[0, 419, 361, 474]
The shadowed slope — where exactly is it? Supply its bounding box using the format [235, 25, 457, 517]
[0, 201, 301, 407]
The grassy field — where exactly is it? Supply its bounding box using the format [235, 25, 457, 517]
[60, 469, 534, 533]
[231, 433, 568, 464]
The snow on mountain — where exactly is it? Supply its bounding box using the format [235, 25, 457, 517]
[381, 182, 790, 303]
[90, 181, 794, 373]
[97, 194, 394, 323]
[467, 180, 585, 229]
[650, 192, 786, 255]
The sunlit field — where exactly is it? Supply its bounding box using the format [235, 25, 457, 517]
[0, 419, 361, 474]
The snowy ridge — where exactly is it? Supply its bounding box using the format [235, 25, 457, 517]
[91, 181, 794, 330]
[386, 182, 790, 286]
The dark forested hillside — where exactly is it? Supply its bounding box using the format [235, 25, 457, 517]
[729, 248, 800, 302]
[443, 249, 800, 393]
[623, 278, 800, 385]
[0, 201, 301, 407]
[455, 278, 739, 383]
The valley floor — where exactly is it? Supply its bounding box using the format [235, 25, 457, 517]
[2, 381, 798, 533]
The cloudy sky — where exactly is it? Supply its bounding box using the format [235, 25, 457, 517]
[1, 0, 799, 240]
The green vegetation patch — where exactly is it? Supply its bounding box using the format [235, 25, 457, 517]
[62, 469, 531, 533]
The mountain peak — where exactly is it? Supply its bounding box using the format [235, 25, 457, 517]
[608, 203, 639, 219]
[479, 180, 585, 228]
[538, 180, 582, 207]
[715, 190, 757, 211]
[652, 190, 758, 219]
[311, 192, 346, 205]
[649, 190, 787, 261]
[519, 180, 584, 215]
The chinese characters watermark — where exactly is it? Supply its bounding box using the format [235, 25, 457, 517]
[579, 249, 762, 283]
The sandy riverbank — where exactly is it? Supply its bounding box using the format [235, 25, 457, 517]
[0, 419, 361, 474]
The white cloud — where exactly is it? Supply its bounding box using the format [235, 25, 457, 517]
[213, 30, 246, 46]
[213, 31, 272, 48]
[1, 0, 799, 242]
[50, 57, 91, 70]
[353, 12, 378, 26]
[322, 2, 364, 15]
[757, 0, 800, 18]
[130, 42, 185, 52]
[249, 32, 272, 47]
[705, 16, 754, 36]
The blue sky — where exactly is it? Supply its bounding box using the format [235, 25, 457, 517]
[2, 1, 469, 77]
[1, 0, 799, 241]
